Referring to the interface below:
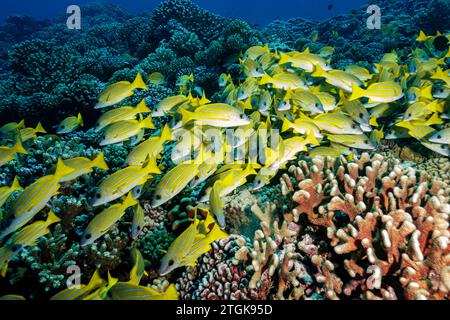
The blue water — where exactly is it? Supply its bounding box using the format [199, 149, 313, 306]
[1, 0, 369, 25]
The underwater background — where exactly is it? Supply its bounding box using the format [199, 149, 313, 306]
[0, 0, 448, 300]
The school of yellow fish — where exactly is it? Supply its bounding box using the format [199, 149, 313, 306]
[0, 30, 448, 300]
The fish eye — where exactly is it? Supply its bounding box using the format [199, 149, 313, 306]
[239, 114, 245, 119]
[156, 195, 162, 200]
[352, 124, 357, 129]
[168, 259, 174, 266]
[315, 103, 320, 108]
[407, 113, 412, 117]
[137, 226, 141, 231]
[437, 135, 442, 139]
[441, 145, 445, 149]
[95, 193, 101, 199]
[136, 188, 141, 193]
[364, 140, 369, 144]
[359, 113, 364, 119]
[85, 233, 92, 240]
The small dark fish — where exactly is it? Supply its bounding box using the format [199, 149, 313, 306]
[328, 3, 333, 11]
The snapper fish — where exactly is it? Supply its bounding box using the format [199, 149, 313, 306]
[82, 193, 137, 246]
[109, 283, 178, 300]
[51, 270, 107, 300]
[0, 245, 21, 277]
[56, 113, 83, 134]
[152, 95, 189, 118]
[151, 161, 201, 208]
[259, 72, 308, 90]
[126, 124, 172, 166]
[100, 116, 155, 146]
[0, 159, 74, 241]
[278, 50, 331, 72]
[159, 214, 228, 276]
[179, 103, 250, 128]
[327, 134, 376, 150]
[428, 128, 450, 144]
[0, 177, 22, 208]
[10, 210, 60, 247]
[95, 73, 148, 109]
[312, 67, 363, 92]
[93, 158, 161, 207]
[242, 44, 270, 61]
[95, 99, 151, 132]
[305, 112, 363, 135]
[147, 72, 165, 86]
[209, 181, 225, 229]
[350, 81, 404, 103]
[344, 65, 373, 82]
[16, 122, 46, 142]
[292, 89, 324, 113]
[0, 120, 25, 136]
[59, 152, 109, 183]
[131, 203, 145, 240]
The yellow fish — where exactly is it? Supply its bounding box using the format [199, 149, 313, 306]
[10, 210, 60, 247]
[0, 246, 20, 277]
[95, 99, 151, 132]
[344, 65, 373, 82]
[93, 157, 161, 207]
[95, 72, 148, 109]
[279, 50, 330, 72]
[0, 177, 22, 208]
[0, 159, 73, 241]
[16, 122, 46, 142]
[209, 181, 225, 229]
[148, 72, 165, 85]
[180, 103, 250, 128]
[0, 120, 25, 136]
[350, 82, 404, 103]
[242, 44, 270, 61]
[151, 161, 201, 208]
[327, 134, 376, 150]
[131, 204, 145, 240]
[312, 67, 363, 92]
[259, 72, 308, 90]
[152, 95, 189, 117]
[82, 193, 137, 246]
[100, 116, 155, 146]
[56, 113, 83, 134]
[51, 269, 106, 300]
[126, 124, 172, 166]
[59, 152, 110, 183]
[109, 283, 178, 300]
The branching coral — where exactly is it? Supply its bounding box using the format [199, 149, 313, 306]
[281, 153, 449, 300]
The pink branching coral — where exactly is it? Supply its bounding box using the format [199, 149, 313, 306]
[281, 153, 449, 300]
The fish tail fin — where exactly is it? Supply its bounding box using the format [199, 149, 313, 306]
[179, 108, 194, 126]
[54, 158, 74, 179]
[132, 72, 148, 90]
[46, 210, 61, 225]
[17, 119, 25, 129]
[160, 284, 179, 300]
[305, 130, 320, 146]
[425, 113, 443, 126]
[12, 139, 27, 155]
[86, 270, 106, 291]
[141, 116, 155, 130]
[338, 90, 348, 105]
[312, 66, 326, 78]
[278, 52, 291, 65]
[135, 99, 151, 113]
[92, 152, 109, 171]
[421, 85, 433, 100]
[143, 156, 162, 174]
[123, 192, 138, 209]
[349, 84, 365, 101]
[35, 122, 46, 134]
[416, 30, 428, 42]
[11, 176, 22, 191]
[281, 118, 293, 133]
[77, 113, 84, 127]
[298, 112, 312, 121]
[259, 72, 272, 85]
[160, 124, 172, 142]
